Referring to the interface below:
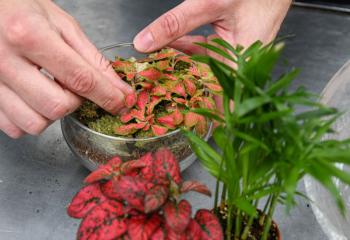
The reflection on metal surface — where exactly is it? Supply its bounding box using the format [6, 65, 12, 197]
[305, 60, 350, 240]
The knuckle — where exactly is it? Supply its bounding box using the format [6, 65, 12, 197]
[161, 12, 183, 39]
[3, 126, 23, 139]
[23, 118, 47, 135]
[46, 99, 69, 120]
[67, 68, 96, 94]
[101, 94, 123, 113]
[4, 14, 40, 47]
[94, 51, 111, 73]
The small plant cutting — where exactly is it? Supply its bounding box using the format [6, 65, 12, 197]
[67, 148, 224, 240]
[77, 48, 221, 138]
[184, 39, 350, 240]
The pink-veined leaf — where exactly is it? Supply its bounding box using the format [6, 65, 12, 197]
[173, 83, 186, 98]
[165, 224, 187, 240]
[183, 78, 196, 96]
[115, 122, 148, 136]
[204, 83, 223, 92]
[137, 91, 150, 111]
[184, 112, 200, 128]
[151, 125, 168, 136]
[147, 96, 163, 115]
[194, 115, 207, 136]
[151, 85, 167, 96]
[125, 92, 138, 108]
[139, 68, 162, 81]
[163, 74, 177, 81]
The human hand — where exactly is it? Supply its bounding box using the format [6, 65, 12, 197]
[0, 0, 132, 138]
[133, 0, 291, 54]
[134, 0, 291, 113]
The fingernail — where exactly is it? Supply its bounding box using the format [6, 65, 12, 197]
[134, 30, 154, 52]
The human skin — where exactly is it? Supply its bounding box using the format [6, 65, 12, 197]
[133, 0, 292, 113]
[0, 0, 132, 138]
[133, 0, 292, 54]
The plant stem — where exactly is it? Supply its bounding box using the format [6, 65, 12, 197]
[214, 180, 220, 214]
[259, 195, 272, 226]
[234, 209, 241, 239]
[261, 194, 279, 240]
[226, 204, 234, 240]
[241, 200, 259, 240]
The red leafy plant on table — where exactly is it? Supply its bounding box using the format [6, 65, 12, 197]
[78, 48, 221, 138]
[67, 148, 223, 240]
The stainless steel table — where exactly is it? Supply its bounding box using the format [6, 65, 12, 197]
[1, 1, 350, 239]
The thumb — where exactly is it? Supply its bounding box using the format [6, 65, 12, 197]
[133, 0, 223, 53]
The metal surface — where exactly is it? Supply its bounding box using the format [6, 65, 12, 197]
[1, 1, 350, 239]
[305, 60, 350, 240]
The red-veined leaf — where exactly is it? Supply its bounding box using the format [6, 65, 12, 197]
[67, 183, 107, 219]
[195, 209, 223, 240]
[164, 200, 192, 233]
[144, 185, 169, 213]
[128, 214, 162, 240]
[180, 181, 212, 197]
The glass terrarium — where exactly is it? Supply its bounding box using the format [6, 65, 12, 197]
[61, 43, 213, 171]
[304, 60, 350, 240]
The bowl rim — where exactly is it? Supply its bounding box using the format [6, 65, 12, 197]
[63, 42, 213, 142]
[64, 114, 196, 142]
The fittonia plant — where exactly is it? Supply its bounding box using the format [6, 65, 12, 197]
[67, 148, 224, 240]
[77, 48, 222, 138]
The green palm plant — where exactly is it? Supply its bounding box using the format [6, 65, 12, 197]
[184, 39, 350, 240]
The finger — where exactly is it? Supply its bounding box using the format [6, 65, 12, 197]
[0, 109, 24, 139]
[50, 9, 132, 95]
[11, 26, 126, 114]
[168, 35, 207, 55]
[0, 83, 49, 135]
[2, 56, 81, 121]
[133, 0, 225, 52]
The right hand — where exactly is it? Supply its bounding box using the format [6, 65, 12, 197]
[0, 0, 133, 139]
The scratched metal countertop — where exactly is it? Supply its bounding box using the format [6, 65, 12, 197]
[1, 1, 350, 239]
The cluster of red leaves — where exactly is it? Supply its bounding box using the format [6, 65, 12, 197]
[67, 148, 223, 240]
[112, 48, 221, 137]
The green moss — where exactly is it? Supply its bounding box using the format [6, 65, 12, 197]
[87, 115, 122, 136]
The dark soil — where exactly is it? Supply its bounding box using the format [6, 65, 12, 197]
[216, 205, 280, 240]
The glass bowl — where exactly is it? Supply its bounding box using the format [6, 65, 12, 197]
[61, 43, 213, 171]
[304, 60, 350, 240]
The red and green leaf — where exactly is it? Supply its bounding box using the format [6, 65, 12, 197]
[153, 148, 181, 184]
[137, 91, 150, 111]
[152, 85, 167, 96]
[195, 209, 224, 240]
[114, 176, 147, 212]
[115, 122, 148, 136]
[184, 112, 200, 128]
[185, 219, 203, 240]
[172, 83, 187, 98]
[144, 185, 169, 213]
[77, 200, 126, 240]
[128, 214, 162, 240]
[67, 183, 107, 219]
[180, 181, 212, 197]
[151, 125, 168, 136]
[183, 78, 196, 96]
[151, 227, 165, 240]
[125, 92, 137, 108]
[139, 68, 162, 81]
[164, 200, 192, 233]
